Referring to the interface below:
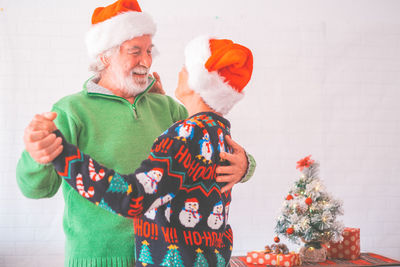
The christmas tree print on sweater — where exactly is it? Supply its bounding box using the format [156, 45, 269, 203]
[107, 173, 131, 194]
[161, 245, 184, 267]
[215, 249, 226, 267]
[193, 248, 208, 267]
[51, 112, 234, 266]
[138, 240, 154, 266]
[98, 198, 116, 214]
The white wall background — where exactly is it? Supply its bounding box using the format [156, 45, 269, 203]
[1, 0, 400, 266]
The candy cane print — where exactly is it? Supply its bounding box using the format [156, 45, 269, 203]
[89, 158, 105, 181]
[76, 173, 94, 198]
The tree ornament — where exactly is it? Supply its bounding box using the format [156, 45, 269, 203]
[305, 197, 313, 205]
[286, 227, 294, 234]
[286, 194, 294, 200]
[296, 155, 314, 171]
[274, 236, 280, 243]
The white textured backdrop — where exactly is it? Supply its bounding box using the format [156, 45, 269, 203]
[1, 0, 399, 266]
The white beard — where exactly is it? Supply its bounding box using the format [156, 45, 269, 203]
[118, 74, 149, 96]
[112, 65, 150, 96]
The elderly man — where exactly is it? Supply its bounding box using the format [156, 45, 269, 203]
[16, 0, 256, 266]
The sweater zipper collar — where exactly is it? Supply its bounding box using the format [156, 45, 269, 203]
[84, 76, 156, 119]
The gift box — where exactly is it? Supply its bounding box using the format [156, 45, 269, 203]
[246, 251, 301, 266]
[327, 227, 360, 260]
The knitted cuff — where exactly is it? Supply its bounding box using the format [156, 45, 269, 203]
[240, 151, 256, 183]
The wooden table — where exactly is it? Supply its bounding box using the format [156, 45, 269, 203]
[229, 253, 400, 267]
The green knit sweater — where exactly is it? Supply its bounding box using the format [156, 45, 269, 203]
[16, 77, 256, 266]
[16, 77, 188, 266]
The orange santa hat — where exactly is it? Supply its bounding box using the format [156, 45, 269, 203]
[184, 36, 253, 115]
[85, 0, 156, 59]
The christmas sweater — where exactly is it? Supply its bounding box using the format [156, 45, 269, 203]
[16, 77, 188, 267]
[52, 112, 236, 267]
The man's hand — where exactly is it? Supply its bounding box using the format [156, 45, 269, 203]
[216, 135, 248, 193]
[24, 112, 63, 164]
[149, 72, 165, 95]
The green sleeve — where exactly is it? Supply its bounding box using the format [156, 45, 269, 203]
[16, 151, 61, 198]
[172, 100, 188, 122]
[15, 106, 80, 199]
[240, 152, 256, 183]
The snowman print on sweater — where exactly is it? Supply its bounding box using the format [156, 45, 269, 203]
[144, 193, 175, 220]
[207, 201, 224, 230]
[144, 208, 157, 220]
[225, 201, 231, 223]
[165, 202, 172, 222]
[136, 168, 163, 194]
[179, 198, 202, 228]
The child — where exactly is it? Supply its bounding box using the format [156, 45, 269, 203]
[50, 36, 253, 266]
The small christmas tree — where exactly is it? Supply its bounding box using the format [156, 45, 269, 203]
[161, 244, 184, 267]
[138, 240, 154, 266]
[193, 248, 208, 267]
[106, 173, 132, 194]
[97, 198, 116, 214]
[215, 249, 226, 267]
[275, 155, 344, 246]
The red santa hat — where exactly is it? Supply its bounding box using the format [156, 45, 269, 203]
[86, 0, 156, 59]
[184, 36, 253, 115]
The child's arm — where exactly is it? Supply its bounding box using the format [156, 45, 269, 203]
[52, 130, 188, 218]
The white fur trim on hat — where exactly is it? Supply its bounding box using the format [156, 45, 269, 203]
[86, 11, 156, 59]
[184, 36, 244, 115]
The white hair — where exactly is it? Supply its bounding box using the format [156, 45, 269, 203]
[88, 46, 120, 75]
